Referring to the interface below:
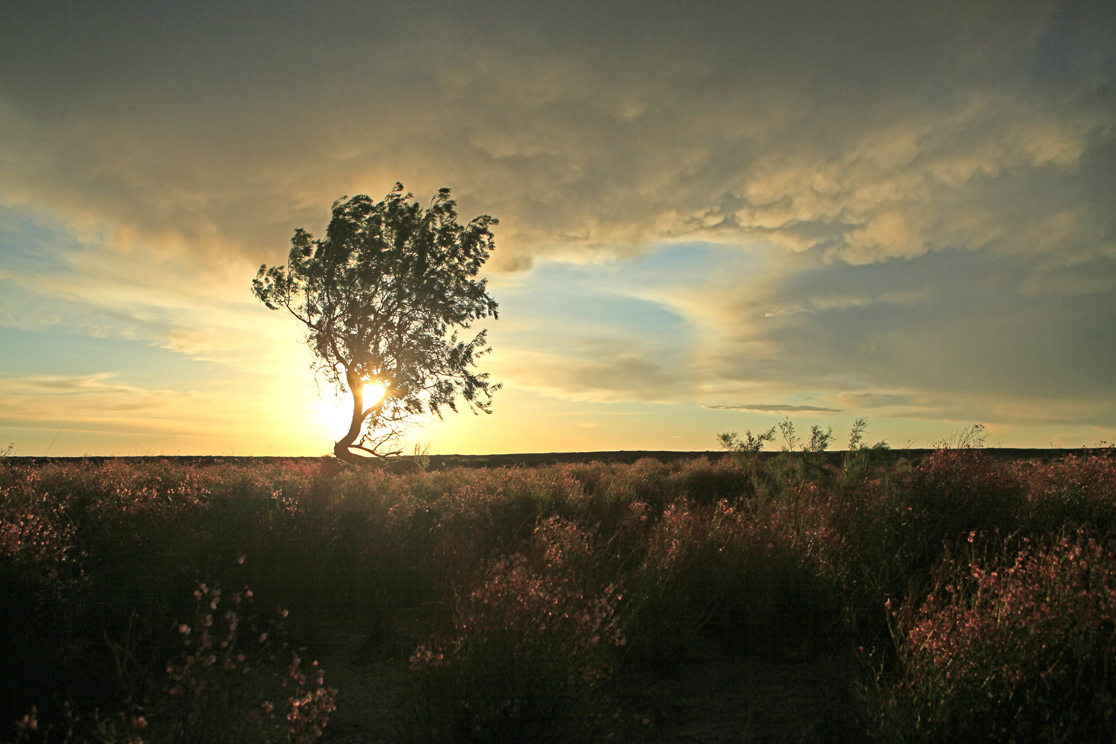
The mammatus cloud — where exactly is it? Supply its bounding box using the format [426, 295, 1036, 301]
[735, 107, 1105, 265]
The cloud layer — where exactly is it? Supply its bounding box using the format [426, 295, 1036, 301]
[1, 0, 1113, 450]
[3, 1, 1111, 266]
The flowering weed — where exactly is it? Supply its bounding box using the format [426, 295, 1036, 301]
[5, 449, 1115, 742]
[867, 529, 1116, 742]
[407, 516, 624, 742]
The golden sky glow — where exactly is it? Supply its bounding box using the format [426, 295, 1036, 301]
[1, 1, 1114, 455]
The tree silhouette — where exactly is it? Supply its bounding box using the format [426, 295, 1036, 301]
[252, 184, 500, 464]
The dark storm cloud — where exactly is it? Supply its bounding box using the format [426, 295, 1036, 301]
[703, 248, 1116, 424]
[2, 0, 1111, 270]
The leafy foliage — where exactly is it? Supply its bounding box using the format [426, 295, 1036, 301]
[252, 184, 500, 462]
[717, 426, 776, 455]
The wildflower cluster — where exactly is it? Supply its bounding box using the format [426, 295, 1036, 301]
[0, 465, 80, 590]
[0, 507, 76, 585]
[874, 529, 1116, 742]
[7, 703, 149, 744]
[1021, 449, 1116, 533]
[409, 517, 624, 741]
[282, 655, 336, 744]
[165, 584, 256, 720]
[165, 581, 336, 743]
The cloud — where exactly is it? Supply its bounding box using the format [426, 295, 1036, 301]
[0, 366, 340, 455]
[734, 106, 1106, 266]
[704, 404, 842, 414]
[736, 255, 1112, 424]
[0, 209, 315, 382]
[762, 289, 930, 318]
[837, 393, 917, 409]
[0, 0, 1113, 447]
[1020, 253, 1116, 297]
[0, 373, 217, 435]
[649, 242, 1116, 427]
[0, 0, 1110, 275]
[495, 348, 692, 403]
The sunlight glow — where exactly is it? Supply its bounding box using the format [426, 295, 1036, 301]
[313, 381, 389, 440]
[363, 382, 387, 408]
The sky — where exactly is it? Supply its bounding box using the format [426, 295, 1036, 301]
[1, 0, 1114, 456]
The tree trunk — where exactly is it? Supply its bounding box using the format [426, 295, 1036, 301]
[333, 369, 378, 465]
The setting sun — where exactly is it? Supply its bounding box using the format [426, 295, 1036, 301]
[363, 382, 387, 407]
[314, 381, 388, 440]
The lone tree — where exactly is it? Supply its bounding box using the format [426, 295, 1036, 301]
[252, 184, 500, 464]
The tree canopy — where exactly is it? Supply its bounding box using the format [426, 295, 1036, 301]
[252, 184, 500, 463]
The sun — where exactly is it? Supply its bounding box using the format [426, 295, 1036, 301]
[362, 381, 387, 407]
[315, 380, 389, 437]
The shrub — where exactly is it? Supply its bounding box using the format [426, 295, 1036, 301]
[407, 516, 624, 743]
[621, 495, 839, 666]
[162, 582, 336, 744]
[7, 450, 1114, 744]
[867, 529, 1116, 742]
[7, 579, 337, 744]
[1021, 450, 1116, 536]
[668, 457, 754, 505]
[878, 450, 1024, 597]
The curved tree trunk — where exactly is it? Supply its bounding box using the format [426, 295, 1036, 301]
[333, 369, 380, 465]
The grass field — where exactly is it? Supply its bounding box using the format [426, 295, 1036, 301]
[2, 444, 1115, 742]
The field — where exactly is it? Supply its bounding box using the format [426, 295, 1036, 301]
[2, 445, 1115, 743]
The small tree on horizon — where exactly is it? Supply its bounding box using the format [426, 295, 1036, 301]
[252, 184, 500, 465]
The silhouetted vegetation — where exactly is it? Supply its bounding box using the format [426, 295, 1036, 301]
[2, 437, 1114, 742]
[252, 184, 500, 465]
